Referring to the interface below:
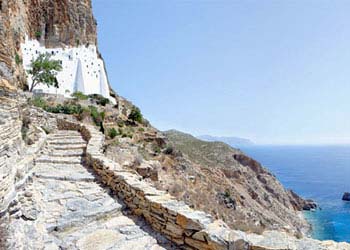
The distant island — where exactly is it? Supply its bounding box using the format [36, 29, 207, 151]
[197, 135, 254, 147]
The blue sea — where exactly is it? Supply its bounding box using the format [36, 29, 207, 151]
[241, 145, 350, 243]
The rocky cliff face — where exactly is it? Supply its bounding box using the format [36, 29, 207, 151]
[0, 0, 97, 90]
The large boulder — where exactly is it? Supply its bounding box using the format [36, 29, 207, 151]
[342, 192, 350, 201]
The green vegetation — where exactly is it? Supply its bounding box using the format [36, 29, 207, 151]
[44, 103, 84, 115]
[15, 53, 22, 65]
[88, 106, 105, 132]
[71, 91, 88, 100]
[30, 97, 105, 131]
[108, 128, 118, 139]
[27, 53, 62, 92]
[35, 31, 42, 39]
[88, 94, 110, 106]
[138, 127, 145, 132]
[89, 106, 102, 125]
[71, 92, 110, 106]
[31, 96, 47, 109]
[117, 120, 125, 127]
[164, 145, 174, 155]
[128, 106, 143, 123]
[153, 145, 161, 154]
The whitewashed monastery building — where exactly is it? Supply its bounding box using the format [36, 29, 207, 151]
[21, 36, 113, 102]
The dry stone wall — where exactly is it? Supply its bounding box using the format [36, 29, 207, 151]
[0, 96, 23, 213]
[0, 96, 47, 214]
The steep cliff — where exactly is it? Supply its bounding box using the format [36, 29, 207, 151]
[0, 0, 99, 91]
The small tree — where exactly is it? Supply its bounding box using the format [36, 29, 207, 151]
[27, 53, 62, 92]
[108, 128, 118, 139]
[128, 106, 143, 123]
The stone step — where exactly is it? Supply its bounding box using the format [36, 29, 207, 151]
[49, 149, 84, 157]
[48, 135, 84, 140]
[51, 144, 87, 150]
[48, 139, 87, 145]
[34, 164, 95, 182]
[36, 156, 82, 164]
[54, 130, 81, 135]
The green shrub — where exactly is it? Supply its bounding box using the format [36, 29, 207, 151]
[35, 31, 42, 39]
[89, 106, 101, 125]
[138, 127, 145, 132]
[88, 105, 105, 133]
[128, 106, 143, 123]
[44, 103, 84, 115]
[117, 120, 125, 127]
[31, 97, 47, 109]
[108, 128, 118, 139]
[71, 91, 88, 100]
[15, 53, 22, 65]
[76, 107, 91, 121]
[153, 145, 161, 154]
[88, 94, 110, 106]
[164, 145, 174, 155]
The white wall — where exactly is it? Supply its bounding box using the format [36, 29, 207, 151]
[21, 36, 114, 103]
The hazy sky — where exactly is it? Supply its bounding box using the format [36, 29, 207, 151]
[92, 0, 350, 145]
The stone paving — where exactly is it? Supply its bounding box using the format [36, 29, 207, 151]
[6, 130, 177, 250]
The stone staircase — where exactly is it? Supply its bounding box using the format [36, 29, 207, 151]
[6, 130, 175, 250]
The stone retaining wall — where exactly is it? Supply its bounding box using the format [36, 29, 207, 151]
[0, 96, 23, 213]
[0, 96, 47, 214]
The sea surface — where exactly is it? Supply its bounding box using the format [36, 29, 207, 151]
[240, 145, 350, 243]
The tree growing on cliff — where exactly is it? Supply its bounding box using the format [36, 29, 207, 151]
[128, 106, 143, 123]
[27, 53, 62, 92]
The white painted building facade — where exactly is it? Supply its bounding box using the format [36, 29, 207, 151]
[21, 36, 114, 102]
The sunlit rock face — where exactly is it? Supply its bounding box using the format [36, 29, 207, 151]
[21, 37, 111, 100]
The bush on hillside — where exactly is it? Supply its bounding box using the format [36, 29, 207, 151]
[88, 94, 110, 106]
[128, 106, 143, 123]
[31, 96, 47, 109]
[108, 128, 118, 139]
[71, 91, 88, 100]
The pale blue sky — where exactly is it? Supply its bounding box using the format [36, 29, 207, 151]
[92, 0, 350, 145]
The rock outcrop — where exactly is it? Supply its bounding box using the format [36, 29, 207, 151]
[342, 192, 350, 201]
